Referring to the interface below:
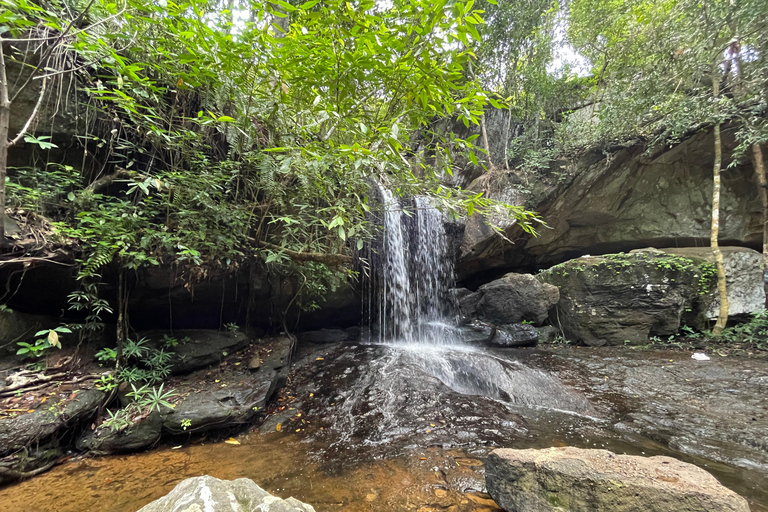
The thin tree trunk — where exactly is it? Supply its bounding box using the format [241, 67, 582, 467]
[752, 143, 768, 305]
[710, 80, 729, 335]
[0, 43, 10, 250]
[467, 59, 494, 170]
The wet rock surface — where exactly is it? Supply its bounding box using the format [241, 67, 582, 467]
[492, 323, 539, 347]
[137, 475, 316, 512]
[475, 273, 559, 326]
[300, 328, 351, 344]
[486, 447, 751, 512]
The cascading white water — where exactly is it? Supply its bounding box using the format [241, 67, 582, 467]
[366, 184, 457, 344]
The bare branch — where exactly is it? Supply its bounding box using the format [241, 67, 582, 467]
[8, 76, 47, 147]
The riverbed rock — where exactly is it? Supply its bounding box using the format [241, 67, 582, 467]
[137, 475, 315, 512]
[476, 273, 559, 326]
[492, 324, 539, 347]
[162, 379, 274, 435]
[77, 410, 162, 454]
[485, 447, 750, 512]
[537, 251, 712, 345]
[0, 388, 104, 455]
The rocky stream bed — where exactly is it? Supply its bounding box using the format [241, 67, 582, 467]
[0, 341, 766, 512]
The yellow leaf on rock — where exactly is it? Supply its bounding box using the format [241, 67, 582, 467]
[276, 423, 281, 432]
[224, 438, 240, 445]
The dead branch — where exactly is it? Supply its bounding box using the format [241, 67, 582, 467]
[0, 372, 67, 395]
[85, 169, 142, 192]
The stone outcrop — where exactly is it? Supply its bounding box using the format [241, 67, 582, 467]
[537, 251, 711, 346]
[473, 273, 559, 326]
[0, 388, 104, 483]
[456, 127, 762, 280]
[537, 248, 763, 345]
[139, 330, 254, 375]
[658, 247, 764, 320]
[137, 475, 315, 512]
[486, 447, 750, 512]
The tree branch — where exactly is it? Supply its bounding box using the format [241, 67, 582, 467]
[257, 241, 354, 267]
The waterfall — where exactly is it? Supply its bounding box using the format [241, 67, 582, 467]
[364, 184, 457, 345]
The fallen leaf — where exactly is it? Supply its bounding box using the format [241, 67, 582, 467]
[419, 457, 426, 460]
[171, 445, 182, 450]
[430, 423, 435, 427]
[315, 357, 324, 361]
[224, 438, 240, 445]
[276, 423, 281, 432]
[27, 409, 35, 413]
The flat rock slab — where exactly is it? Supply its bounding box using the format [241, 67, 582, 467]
[140, 330, 251, 375]
[486, 447, 750, 512]
[137, 475, 315, 512]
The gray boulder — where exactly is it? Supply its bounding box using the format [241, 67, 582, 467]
[492, 324, 539, 347]
[536, 325, 559, 344]
[477, 273, 559, 326]
[0, 388, 104, 455]
[137, 475, 315, 512]
[486, 447, 750, 512]
[659, 247, 764, 322]
[537, 251, 710, 346]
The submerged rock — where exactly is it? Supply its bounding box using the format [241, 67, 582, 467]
[486, 447, 750, 512]
[137, 475, 315, 512]
[476, 273, 559, 326]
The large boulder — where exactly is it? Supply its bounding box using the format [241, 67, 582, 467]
[77, 411, 162, 454]
[485, 447, 750, 512]
[659, 247, 764, 321]
[537, 251, 714, 345]
[137, 475, 315, 512]
[476, 273, 559, 326]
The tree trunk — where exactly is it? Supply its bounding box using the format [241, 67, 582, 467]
[752, 143, 768, 305]
[0, 44, 10, 250]
[467, 59, 494, 170]
[710, 78, 729, 334]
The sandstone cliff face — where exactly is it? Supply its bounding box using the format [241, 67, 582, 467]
[457, 127, 761, 280]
